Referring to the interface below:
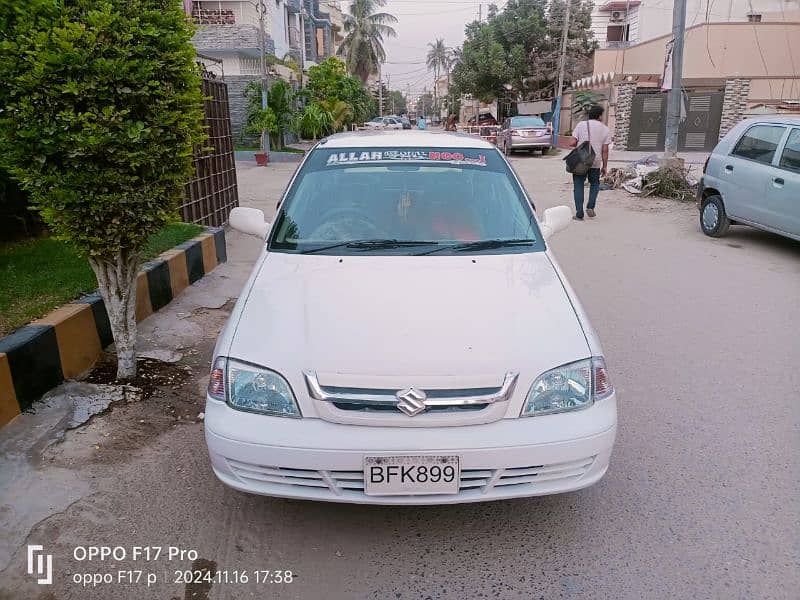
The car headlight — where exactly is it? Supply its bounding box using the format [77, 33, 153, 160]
[207, 357, 301, 417]
[521, 357, 613, 417]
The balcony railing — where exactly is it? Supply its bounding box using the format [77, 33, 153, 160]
[193, 9, 236, 25]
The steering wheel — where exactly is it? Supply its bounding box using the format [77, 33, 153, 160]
[307, 209, 387, 241]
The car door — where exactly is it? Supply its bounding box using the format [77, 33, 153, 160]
[723, 123, 787, 223]
[763, 126, 800, 236]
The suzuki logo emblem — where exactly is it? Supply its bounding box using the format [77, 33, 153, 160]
[395, 388, 427, 416]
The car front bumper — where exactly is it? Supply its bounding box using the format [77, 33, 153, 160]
[204, 394, 617, 505]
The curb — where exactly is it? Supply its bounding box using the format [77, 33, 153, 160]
[0, 227, 227, 427]
[233, 150, 305, 163]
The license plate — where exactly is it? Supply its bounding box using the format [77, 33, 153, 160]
[521, 130, 533, 137]
[364, 455, 460, 496]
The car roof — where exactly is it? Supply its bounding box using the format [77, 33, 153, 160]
[737, 116, 800, 126]
[319, 130, 497, 149]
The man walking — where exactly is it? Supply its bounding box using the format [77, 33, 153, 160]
[568, 105, 611, 220]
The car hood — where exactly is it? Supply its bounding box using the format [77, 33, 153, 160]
[228, 251, 589, 386]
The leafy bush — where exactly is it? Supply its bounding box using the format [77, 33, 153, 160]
[319, 99, 353, 133]
[0, 0, 204, 378]
[244, 78, 296, 150]
[306, 57, 373, 125]
[295, 103, 333, 141]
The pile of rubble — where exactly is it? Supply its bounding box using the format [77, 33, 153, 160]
[603, 154, 698, 202]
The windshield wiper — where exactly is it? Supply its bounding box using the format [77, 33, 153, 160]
[300, 239, 439, 254]
[416, 238, 535, 255]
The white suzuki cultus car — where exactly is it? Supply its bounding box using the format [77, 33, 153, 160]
[205, 131, 617, 504]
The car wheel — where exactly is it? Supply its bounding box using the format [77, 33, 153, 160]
[700, 194, 731, 237]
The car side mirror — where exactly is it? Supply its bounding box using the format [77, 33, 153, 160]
[540, 206, 572, 240]
[229, 207, 270, 238]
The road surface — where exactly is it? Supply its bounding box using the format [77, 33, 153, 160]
[1, 153, 798, 600]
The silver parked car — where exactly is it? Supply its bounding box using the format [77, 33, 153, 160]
[698, 116, 800, 241]
[497, 116, 553, 155]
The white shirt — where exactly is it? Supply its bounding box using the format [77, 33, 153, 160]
[572, 120, 612, 168]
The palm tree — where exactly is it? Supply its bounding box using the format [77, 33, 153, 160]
[426, 38, 451, 117]
[338, 0, 397, 84]
[296, 102, 333, 141]
[319, 98, 354, 133]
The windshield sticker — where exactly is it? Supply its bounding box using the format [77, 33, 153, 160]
[326, 150, 487, 166]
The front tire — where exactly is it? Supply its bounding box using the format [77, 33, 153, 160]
[700, 194, 731, 237]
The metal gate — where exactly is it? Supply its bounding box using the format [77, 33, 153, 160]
[627, 90, 723, 152]
[181, 74, 239, 227]
[678, 91, 724, 151]
[628, 92, 666, 151]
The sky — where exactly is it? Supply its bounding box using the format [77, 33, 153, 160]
[376, 0, 507, 98]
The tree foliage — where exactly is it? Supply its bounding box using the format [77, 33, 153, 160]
[426, 38, 451, 112]
[572, 90, 606, 117]
[387, 90, 407, 115]
[338, 0, 397, 83]
[415, 92, 434, 116]
[0, 0, 204, 259]
[451, 0, 595, 103]
[0, 0, 204, 378]
[245, 79, 296, 149]
[306, 57, 373, 124]
[295, 103, 333, 141]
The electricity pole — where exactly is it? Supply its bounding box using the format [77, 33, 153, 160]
[663, 0, 687, 160]
[256, 0, 269, 157]
[551, 0, 571, 145]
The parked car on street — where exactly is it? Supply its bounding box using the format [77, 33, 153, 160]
[698, 116, 800, 241]
[497, 116, 553, 155]
[363, 117, 385, 130]
[363, 117, 403, 130]
[208, 131, 617, 505]
[467, 112, 498, 126]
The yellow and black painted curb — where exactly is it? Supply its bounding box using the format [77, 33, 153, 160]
[0, 227, 226, 427]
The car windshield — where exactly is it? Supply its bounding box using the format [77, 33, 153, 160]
[269, 146, 543, 255]
[510, 116, 546, 128]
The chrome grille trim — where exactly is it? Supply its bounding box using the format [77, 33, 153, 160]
[303, 371, 519, 408]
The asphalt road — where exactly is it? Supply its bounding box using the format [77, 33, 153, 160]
[1, 153, 798, 600]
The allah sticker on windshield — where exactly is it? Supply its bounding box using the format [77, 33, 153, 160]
[326, 150, 487, 166]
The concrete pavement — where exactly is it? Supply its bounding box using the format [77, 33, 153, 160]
[0, 155, 798, 599]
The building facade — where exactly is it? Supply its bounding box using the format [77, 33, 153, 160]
[188, 0, 337, 139]
[591, 0, 799, 48]
[568, 17, 800, 151]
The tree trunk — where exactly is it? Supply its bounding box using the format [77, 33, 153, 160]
[89, 249, 140, 381]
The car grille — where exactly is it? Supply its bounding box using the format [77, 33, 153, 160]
[226, 456, 596, 499]
[303, 371, 518, 418]
[332, 402, 487, 413]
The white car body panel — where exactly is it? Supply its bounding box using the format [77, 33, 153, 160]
[205, 130, 617, 504]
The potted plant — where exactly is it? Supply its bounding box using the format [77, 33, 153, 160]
[246, 108, 277, 166]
